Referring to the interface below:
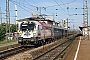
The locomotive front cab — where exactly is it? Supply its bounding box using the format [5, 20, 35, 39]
[18, 21, 37, 45]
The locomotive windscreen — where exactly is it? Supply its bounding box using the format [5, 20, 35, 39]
[20, 22, 35, 31]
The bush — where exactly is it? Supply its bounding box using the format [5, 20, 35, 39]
[0, 23, 17, 41]
[0, 25, 6, 40]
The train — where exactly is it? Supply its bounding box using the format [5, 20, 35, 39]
[17, 20, 69, 46]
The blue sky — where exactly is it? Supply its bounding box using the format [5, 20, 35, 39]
[0, 0, 90, 29]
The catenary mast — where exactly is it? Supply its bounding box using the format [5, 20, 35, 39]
[6, 0, 10, 40]
[83, 0, 88, 26]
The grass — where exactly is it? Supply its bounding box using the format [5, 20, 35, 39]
[30, 35, 78, 58]
[60, 37, 78, 59]
[0, 40, 17, 44]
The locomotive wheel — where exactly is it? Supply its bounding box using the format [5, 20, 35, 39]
[21, 43, 23, 45]
[47, 40, 50, 44]
[40, 40, 45, 46]
[42, 40, 46, 45]
[41, 41, 43, 46]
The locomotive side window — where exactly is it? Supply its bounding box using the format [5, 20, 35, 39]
[54, 28, 58, 32]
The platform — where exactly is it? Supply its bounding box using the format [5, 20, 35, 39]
[63, 36, 90, 60]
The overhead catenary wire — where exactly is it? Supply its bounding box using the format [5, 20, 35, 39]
[54, 0, 70, 16]
[22, 0, 38, 7]
[60, 0, 71, 15]
[45, 0, 77, 8]
[60, 0, 77, 5]
[24, 0, 54, 15]
[10, 0, 78, 12]
[10, 0, 32, 13]
[27, 0, 39, 7]
[10, 0, 81, 18]
[27, 0, 77, 8]
[21, 0, 56, 16]
[20, 0, 38, 11]
[10, 0, 53, 18]
[10, 0, 52, 20]
[10, 0, 53, 15]
[10, 0, 40, 14]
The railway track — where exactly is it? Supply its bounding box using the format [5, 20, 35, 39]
[0, 35, 77, 60]
[0, 46, 34, 60]
[33, 38, 75, 60]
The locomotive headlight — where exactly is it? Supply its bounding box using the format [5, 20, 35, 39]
[19, 40, 22, 42]
[33, 33, 36, 36]
[31, 39, 34, 41]
[20, 34, 21, 35]
[19, 34, 21, 37]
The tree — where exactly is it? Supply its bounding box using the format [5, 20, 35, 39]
[0, 23, 17, 40]
[10, 24, 17, 33]
[0, 23, 6, 40]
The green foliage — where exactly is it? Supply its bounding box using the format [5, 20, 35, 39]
[0, 40, 17, 44]
[10, 24, 17, 33]
[0, 23, 17, 41]
[0, 23, 6, 40]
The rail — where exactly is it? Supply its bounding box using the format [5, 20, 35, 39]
[33, 37, 75, 60]
[0, 46, 33, 60]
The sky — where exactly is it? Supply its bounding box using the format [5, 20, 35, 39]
[0, 0, 90, 30]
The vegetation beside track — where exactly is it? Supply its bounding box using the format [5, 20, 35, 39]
[30, 34, 78, 58]
[60, 37, 78, 59]
[0, 23, 17, 41]
[0, 40, 17, 44]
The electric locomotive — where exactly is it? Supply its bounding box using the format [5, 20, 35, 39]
[17, 20, 66, 46]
